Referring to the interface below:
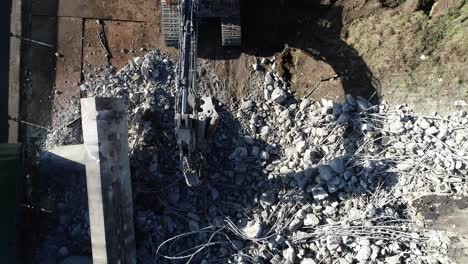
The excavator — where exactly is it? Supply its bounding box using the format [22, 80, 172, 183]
[160, 0, 242, 186]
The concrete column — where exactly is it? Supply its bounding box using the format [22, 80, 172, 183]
[81, 97, 136, 264]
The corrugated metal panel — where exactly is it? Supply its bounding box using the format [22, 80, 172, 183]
[0, 144, 21, 264]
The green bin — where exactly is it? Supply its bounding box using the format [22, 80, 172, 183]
[0, 144, 21, 264]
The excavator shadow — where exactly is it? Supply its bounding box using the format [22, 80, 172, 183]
[198, 0, 380, 102]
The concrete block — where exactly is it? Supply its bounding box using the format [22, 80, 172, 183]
[81, 97, 136, 264]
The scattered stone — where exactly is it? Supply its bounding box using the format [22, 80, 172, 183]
[425, 126, 439, 135]
[329, 158, 345, 174]
[296, 141, 307, 154]
[282, 247, 296, 263]
[356, 244, 371, 262]
[304, 214, 320, 226]
[318, 165, 335, 182]
[260, 150, 270, 160]
[271, 87, 288, 104]
[301, 258, 317, 264]
[308, 185, 329, 200]
[243, 221, 263, 239]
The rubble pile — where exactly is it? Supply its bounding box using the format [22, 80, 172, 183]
[40, 51, 467, 263]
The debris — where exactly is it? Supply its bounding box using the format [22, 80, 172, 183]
[271, 87, 288, 104]
[39, 50, 464, 264]
[243, 221, 263, 239]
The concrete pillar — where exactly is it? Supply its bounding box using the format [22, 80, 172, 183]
[81, 97, 136, 264]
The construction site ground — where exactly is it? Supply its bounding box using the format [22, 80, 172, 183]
[17, 0, 468, 263]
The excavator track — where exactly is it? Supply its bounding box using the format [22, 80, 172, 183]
[161, 0, 180, 48]
[221, 16, 242, 47]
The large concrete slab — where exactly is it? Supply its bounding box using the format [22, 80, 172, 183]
[53, 18, 83, 126]
[32, 0, 156, 22]
[81, 97, 136, 264]
[55, 18, 83, 92]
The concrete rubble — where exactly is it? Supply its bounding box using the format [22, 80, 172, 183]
[37, 51, 467, 263]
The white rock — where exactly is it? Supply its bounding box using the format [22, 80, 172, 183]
[417, 117, 431, 129]
[326, 236, 341, 251]
[282, 247, 296, 263]
[133, 56, 144, 66]
[454, 99, 467, 107]
[303, 149, 316, 164]
[316, 127, 328, 137]
[79, 84, 88, 91]
[300, 99, 311, 111]
[296, 141, 307, 154]
[243, 221, 263, 239]
[260, 126, 270, 138]
[356, 245, 371, 262]
[264, 72, 274, 85]
[385, 255, 401, 264]
[301, 258, 317, 264]
[389, 121, 404, 134]
[241, 100, 254, 111]
[271, 87, 288, 104]
[260, 150, 270, 160]
[307, 185, 329, 200]
[304, 213, 320, 226]
[323, 206, 337, 216]
[280, 166, 291, 174]
[425, 126, 439, 135]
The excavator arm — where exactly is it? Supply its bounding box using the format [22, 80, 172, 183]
[173, 0, 218, 186]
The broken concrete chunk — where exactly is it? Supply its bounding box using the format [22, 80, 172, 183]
[300, 99, 311, 111]
[307, 185, 329, 200]
[425, 126, 439, 135]
[329, 158, 345, 174]
[318, 165, 335, 182]
[296, 141, 307, 154]
[271, 87, 288, 104]
[243, 221, 263, 239]
[282, 247, 296, 263]
[304, 213, 320, 226]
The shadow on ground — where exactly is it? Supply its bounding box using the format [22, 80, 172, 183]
[150, 98, 400, 263]
[198, 0, 380, 101]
